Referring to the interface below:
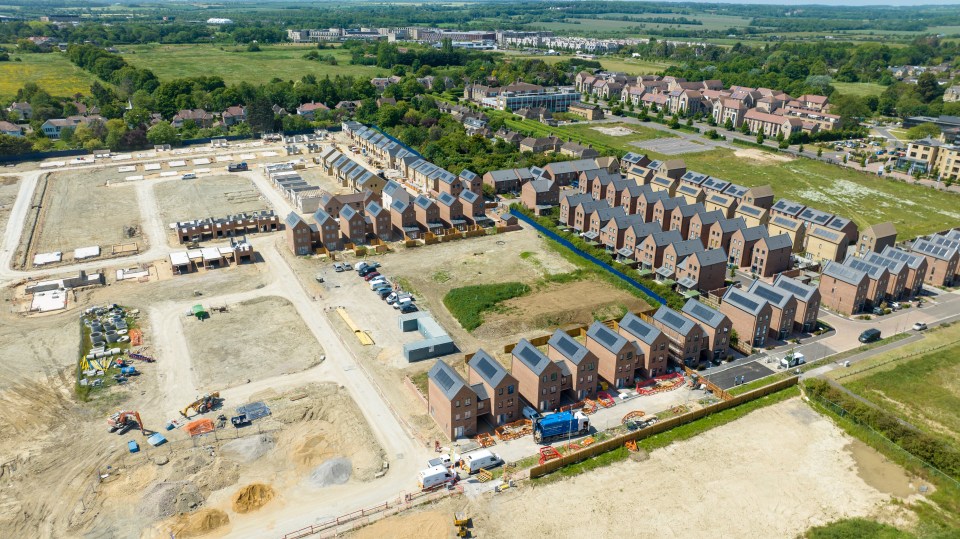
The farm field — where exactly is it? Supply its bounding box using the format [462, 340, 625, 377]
[832, 82, 887, 97]
[0, 51, 100, 99]
[838, 323, 960, 446]
[119, 44, 388, 84]
[502, 115, 960, 238]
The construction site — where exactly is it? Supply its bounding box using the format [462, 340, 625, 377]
[0, 132, 947, 539]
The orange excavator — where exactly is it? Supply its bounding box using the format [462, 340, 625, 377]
[180, 392, 222, 418]
[107, 410, 145, 435]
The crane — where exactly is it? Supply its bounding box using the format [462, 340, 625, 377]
[180, 392, 222, 418]
[107, 410, 145, 435]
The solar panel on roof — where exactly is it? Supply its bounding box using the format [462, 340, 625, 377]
[752, 285, 786, 305]
[776, 279, 810, 298]
[553, 333, 583, 357]
[623, 317, 652, 338]
[475, 356, 499, 379]
[660, 309, 686, 329]
[729, 290, 760, 312]
[434, 368, 455, 391]
[517, 344, 546, 368]
[593, 325, 621, 347]
[690, 303, 717, 322]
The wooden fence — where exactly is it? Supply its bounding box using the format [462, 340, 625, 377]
[528, 376, 798, 478]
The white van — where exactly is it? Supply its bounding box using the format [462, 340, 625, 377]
[181, 173, 197, 180]
[779, 352, 806, 369]
[461, 449, 503, 474]
[417, 465, 456, 490]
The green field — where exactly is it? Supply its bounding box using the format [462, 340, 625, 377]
[501, 114, 960, 238]
[832, 82, 887, 97]
[120, 44, 388, 84]
[841, 324, 960, 446]
[0, 52, 100, 99]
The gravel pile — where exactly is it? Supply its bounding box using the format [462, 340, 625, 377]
[141, 481, 204, 519]
[221, 435, 275, 463]
[308, 457, 352, 488]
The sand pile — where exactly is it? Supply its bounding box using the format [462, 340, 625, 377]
[222, 435, 275, 463]
[352, 510, 448, 539]
[308, 457, 352, 487]
[292, 432, 334, 469]
[170, 508, 229, 538]
[232, 483, 276, 513]
[141, 481, 204, 519]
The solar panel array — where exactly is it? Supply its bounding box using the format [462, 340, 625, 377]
[846, 257, 882, 277]
[751, 284, 787, 305]
[592, 324, 622, 348]
[434, 368, 455, 391]
[659, 309, 690, 331]
[727, 289, 760, 312]
[812, 226, 843, 242]
[475, 355, 500, 380]
[622, 317, 652, 338]
[690, 303, 719, 324]
[553, 332, 583, 357]
[516, 342, 547, 369]
[775, 278, 811, 299]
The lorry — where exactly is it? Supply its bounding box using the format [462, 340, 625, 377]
[417, 465, 457, 490]
[460, 449, 503, 474]
[227, 162, 248, 172]
[533, 411, 590, 444]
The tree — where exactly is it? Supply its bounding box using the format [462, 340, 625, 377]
[831, 94, 870, 128]
[0, 134, 32, 156]
[905, 122, 940, 140]
[817, 147, 823, 158]
[124, 107, 151, 129]
[481, 183, 495, 199]
[740, 121, 750, 135]
[246, 95, 275, 134]
[756, 131, 764, 144]
[724, 118, 734, 131]
[843, 154, 848, 164]
[915, 72, 943, 103]
[798, 144, 804, 153]
[147, 121, 177, 146]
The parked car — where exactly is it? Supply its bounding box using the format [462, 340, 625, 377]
[369, 279, 388, 290]
[181, 173, 197, 180]
[377, 287, 394, 299]
[333, 263, 345, 272]
[858, 328, 881, 343]
[393, 297, 414, 309]
[872, 307, 884, 315]
[399, 303, 419, 314]
[912, 322, 928, 331]
[363, 271, 381, 281]
[890, 301, 901, 311]
[343, 262, 353, 270]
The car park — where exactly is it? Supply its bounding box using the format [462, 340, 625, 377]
[858, 328, 881, 343]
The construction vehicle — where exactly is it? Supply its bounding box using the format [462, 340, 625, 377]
[107, 410, 145, 435]
[180, 393, 222, 418]
[532, 411, 590, 444]
[227, 162, 248, 172]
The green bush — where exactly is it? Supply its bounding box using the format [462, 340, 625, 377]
[443, 282, 531, 331]
[805, 518, 913, 539]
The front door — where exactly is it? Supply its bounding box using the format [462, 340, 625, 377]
[454, 426, 464, 439]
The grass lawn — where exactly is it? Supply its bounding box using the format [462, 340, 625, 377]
[0, 52, 101, 99]
[832, 82, 887, 97]
[503, 116, 960, 238]
[119, 43, 387, 83]
[442, 282, 531, 331]
[839, 323, 960, 445]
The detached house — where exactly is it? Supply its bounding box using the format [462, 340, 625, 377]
[512, 339, 568, 412]
[547, 330, 598, 400]
[467, 350, 520, 426]
[171, 109, 214, 129]
[585, 322, 642, 389]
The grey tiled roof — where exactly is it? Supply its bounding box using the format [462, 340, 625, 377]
[773, 274, 817, 302]
[881, 246, 924, 269]
[748, 279, 793, 308]
[468, 349, 510, 388]
[822, 260, 867, 285]
[653, 305, 696, 335]
[763, 233, 793, 250]
[285, 211, 304, 228]
[844, 256, 888, 280]
[681, 299, 727, 328]
[618, 312, 662, 345]
[548, 330, 591, 365]
[428, 359, 469, 401]
[587, 321, 629, 353]
[693, 247, 728, 266]
[513, 338, 552, 375]
[722, 287, 769, 316]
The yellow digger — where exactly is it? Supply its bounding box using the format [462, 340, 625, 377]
[180, 392, 222, 418]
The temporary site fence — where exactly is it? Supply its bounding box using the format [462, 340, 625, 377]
[528, 375, 798, 478]
[510, 210, 667, 305]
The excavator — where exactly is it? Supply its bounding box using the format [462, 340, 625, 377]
[107, 410, 145, 435]
[180, 392, 222, 418]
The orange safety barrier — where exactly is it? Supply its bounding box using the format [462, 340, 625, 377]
[184, 418, 215, 437]
[580, 436, 595, 447]
[475, 432, 497, 448]
[625, 440, 638, 452]
[596, 392, 616, 408]
[621, 410, 646, 424]
[538, 446, 561, 465]
[494, 419, 533, 441]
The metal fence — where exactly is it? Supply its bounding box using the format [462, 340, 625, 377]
[809, 393, 960, 492]
[510, 210, 667, 305]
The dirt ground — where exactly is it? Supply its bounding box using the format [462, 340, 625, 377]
[0, 175, 19, 232]
[476, 279, 650, 343]
[154, 175, 269, 227]
[734, 148, 795, 164]
[25, 168, 144, 255]
[593, 126, 635, 136]
[182, 296, 325, 389]
[354, 398, 923, 539]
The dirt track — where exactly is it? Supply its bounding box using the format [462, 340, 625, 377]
[353, 398, 923, 539]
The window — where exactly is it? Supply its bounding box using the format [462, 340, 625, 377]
[498, 387, 503, 396]
[626, 351, 633, 359]
[587, 375, 593, 382]
[465, 398, 471, 407]
[541, 388, 547, 395]
[508, 385, 514, 394]
[455, 414, 460, 421]
[550, 372, 557, 382]
[455, 400, 460, 407]
[465, 411, 471, 419]
[550, 386, 557, 393]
